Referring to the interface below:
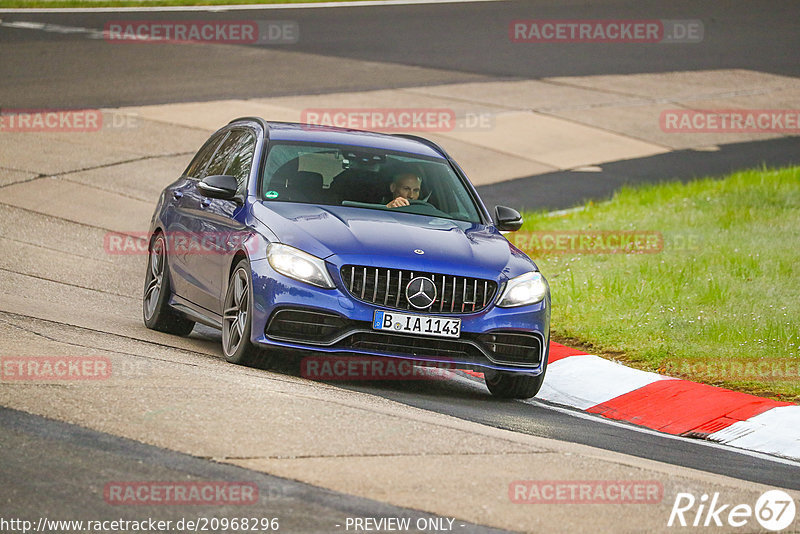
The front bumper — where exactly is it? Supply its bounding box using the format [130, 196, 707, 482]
[249, 258, 550, 375]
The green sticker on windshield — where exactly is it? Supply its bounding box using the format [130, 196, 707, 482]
[265, 190, 279, 199]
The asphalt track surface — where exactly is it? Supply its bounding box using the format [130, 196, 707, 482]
[211, 333, 800, 492]
[1, 0, 799, 209]
[1, 0, 800, 529]
[478, 136, 800, 211]
[2, 0, 799, 109]
[0, 406, 508, 533]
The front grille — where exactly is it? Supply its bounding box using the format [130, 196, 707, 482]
[266, 309, 347, 343]
[340, 265, 497, 314]
[340, 332, 483, 360]
[477, 332, 542, 365]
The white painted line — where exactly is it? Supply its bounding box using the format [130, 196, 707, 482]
[0, 0, 502, 14]
[0, 20, 105, 38]
[571, 165, 603, 172]
[708, 405, 800, 461]
[537, 354, 671, 410]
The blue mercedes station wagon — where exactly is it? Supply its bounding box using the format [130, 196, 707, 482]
[143, 118, 550, 398]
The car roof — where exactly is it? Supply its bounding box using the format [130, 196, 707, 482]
[228, 118, 448, 160]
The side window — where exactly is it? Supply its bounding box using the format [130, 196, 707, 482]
[185, 132, 226, 179]
[224, 133, 256, 195]
[205, 130, 246, 178]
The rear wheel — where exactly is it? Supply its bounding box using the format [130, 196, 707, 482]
[484, 366, 546, 399]
[143, 233, 195, 336]
[222, 259, 271, 367]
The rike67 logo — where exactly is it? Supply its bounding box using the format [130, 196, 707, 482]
[668, 490, 796, 531]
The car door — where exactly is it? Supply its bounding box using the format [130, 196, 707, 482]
[182, 129, 255, 314]
[165, 131, 228, 301]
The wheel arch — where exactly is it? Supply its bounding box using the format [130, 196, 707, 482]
[228, 248, 250, 281]
[148, 226, 164, 247]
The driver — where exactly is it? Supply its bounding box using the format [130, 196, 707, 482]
[386, 171, 422, 208]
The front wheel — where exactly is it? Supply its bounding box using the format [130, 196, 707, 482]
[222, 259, 270, 367]
[484, 366, 546, 399]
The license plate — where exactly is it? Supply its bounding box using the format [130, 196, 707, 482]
[373, 310, 461, 339]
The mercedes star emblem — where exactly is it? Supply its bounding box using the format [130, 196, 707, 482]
[405, 277, 437, 309]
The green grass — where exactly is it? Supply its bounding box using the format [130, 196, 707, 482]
[0, 0, 359, 7]
[517, 166, 800, 402]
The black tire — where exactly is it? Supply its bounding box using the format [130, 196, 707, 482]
[143, 233, 195, 336]
[485, 366, 546, 399]
[222, 259, 270, 367]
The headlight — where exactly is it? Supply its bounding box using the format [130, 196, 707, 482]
[267, 243, 335, 289]
[496, 271, 547, 308]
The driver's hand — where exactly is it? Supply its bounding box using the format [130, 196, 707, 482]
[387, 197, 410, 208]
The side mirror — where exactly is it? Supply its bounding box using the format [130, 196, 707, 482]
[197, 175, 239, 202]
[494, 205, 523, 232]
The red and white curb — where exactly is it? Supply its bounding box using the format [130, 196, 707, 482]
[537, 343, 800, 461]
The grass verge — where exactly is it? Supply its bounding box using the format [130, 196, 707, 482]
[516, 165, 799, 402]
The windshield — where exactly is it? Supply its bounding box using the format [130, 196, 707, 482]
[261, 142, 483, 224]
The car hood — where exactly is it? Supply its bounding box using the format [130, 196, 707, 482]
[251, 202, 535, 280]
